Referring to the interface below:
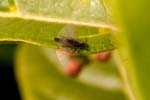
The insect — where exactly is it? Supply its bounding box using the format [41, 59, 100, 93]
[54, 37, 89, 53]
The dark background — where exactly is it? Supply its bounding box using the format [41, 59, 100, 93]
[0, 44, 21, 100]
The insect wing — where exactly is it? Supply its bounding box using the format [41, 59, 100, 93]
[56, 49, 70, 67]
[56, 25, 78, 49]
[55, 25, 77, 66]
[58, 25, 77, 39]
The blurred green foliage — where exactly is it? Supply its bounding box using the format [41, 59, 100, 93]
[0, 43, 16, 67]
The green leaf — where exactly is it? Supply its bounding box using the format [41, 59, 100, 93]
[15, 0, 109, 24]
[0, 0, 15, 11]
[15, 44, 126, 100]
[110, 1, 150, 100]
[0, 16, 114, 54]
[0, 0, 115, 54]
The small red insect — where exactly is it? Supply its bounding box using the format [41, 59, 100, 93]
[66, 60, 81, 77]
[65, 54, 89, 77]
[94, 51, 112, 62]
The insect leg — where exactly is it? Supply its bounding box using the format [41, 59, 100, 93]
[77, 48, 82, 54]
[72, 48, 78, 53]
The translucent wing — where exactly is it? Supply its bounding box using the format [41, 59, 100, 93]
[56, 50, 70, 67]
[55, 25, 77, 67]
[58, 24, 77, 39]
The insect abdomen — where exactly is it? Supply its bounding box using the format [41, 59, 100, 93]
[54, 37, 61, 42]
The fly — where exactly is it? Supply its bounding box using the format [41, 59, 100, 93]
[54, 37, 89, 53]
